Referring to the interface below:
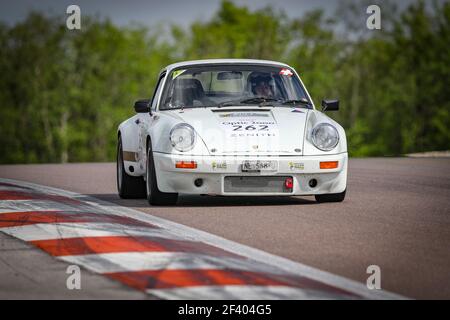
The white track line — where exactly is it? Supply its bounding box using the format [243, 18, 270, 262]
[147, 285, 353, 300]
[60, 252, 290, 275]
[0, 186, 32, 192]
[0, 200, 84, 213]
[0, 222, 183, 241]
[0, 178, 407, 299]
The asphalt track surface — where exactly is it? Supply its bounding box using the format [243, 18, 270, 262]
[0, 158, 449, 299]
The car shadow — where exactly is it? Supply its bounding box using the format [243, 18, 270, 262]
[82, 194, 317, 208]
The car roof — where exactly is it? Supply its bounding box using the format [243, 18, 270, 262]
[161, 59, 292, 74]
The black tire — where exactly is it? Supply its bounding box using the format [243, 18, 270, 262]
[315, 189, 346, 203]
[146, 144, 178, 206]
[117, 137, 146, 199]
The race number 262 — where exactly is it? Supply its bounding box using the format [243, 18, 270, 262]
[232, 125, 269, 131]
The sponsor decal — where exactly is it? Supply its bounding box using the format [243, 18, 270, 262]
[219, 112, 268, 118]
[172, 69, 186, 79]
[230, 132, 276, 138]
[288, 162, 305, 170]
[220, 113, 278, 138]
[291, 108, 304, 113]
[211, 161, 227, 170]
[279, 68, 293, 76]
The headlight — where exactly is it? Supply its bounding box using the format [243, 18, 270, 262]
[311, 123, 339, 151]
[170, 123, 196, 152]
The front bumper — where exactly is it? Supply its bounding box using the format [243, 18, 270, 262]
[153, 152, 348, 196]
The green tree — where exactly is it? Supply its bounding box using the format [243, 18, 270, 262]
[174, 0, 291, 60]
[0, 14, 176, 163]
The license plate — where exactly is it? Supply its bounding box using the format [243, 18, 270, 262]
[241, 160, 277, 172]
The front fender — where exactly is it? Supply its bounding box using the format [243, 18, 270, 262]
[118, 114, 142, 176]
[303, 110, 347, 156]
[148, 112, 211, 156]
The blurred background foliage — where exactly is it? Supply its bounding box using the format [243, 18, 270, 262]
[0, 0, 449, 163]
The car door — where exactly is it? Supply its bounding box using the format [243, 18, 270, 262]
[137, 72, 166, 171]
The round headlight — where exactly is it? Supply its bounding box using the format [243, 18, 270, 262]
[311, 123, 339, 151]
[170, 123, 196, 152]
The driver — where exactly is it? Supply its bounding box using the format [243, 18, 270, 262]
[251, 74, 274, 98]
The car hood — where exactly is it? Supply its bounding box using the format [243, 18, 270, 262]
[168, 107, 309, 155]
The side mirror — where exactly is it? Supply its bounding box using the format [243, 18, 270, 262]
[321, 99, 339, 111]
[134, 99, 150, 113]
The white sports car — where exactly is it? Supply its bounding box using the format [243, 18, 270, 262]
[117, 59, 347, 205]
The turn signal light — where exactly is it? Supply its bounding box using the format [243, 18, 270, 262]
[320, 161, 339, 169]
[175, 161, 197, 169]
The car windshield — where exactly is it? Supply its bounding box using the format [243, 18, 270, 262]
[160, 64, 312, 110]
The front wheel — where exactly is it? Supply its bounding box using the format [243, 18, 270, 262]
[146, 146, 178, 206]
[315, 189, 346, 203]
[117, 137, 146, 199]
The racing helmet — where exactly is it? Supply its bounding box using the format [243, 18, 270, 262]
[247, 72, 274, 96]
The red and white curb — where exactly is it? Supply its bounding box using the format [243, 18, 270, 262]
[0, 178, 406, 299]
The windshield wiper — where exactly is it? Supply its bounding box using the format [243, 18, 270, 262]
[215, 100, 242, 108]
[240, 97, 280, 104]
[162, 104, 216, 111]
[215, 97, 277, 108]
[215, 97, 307, 109]
[239, 97, 281, 107]
[281, 99, 311, 107]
